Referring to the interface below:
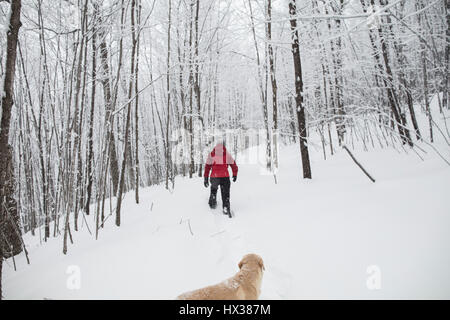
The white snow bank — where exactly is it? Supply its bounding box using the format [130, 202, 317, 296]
[3, 106, 450, 300]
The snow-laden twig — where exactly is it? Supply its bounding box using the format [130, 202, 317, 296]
[112, 64, 179, 116]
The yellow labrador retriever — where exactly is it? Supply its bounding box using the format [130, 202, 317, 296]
[177, 253, 265, 300]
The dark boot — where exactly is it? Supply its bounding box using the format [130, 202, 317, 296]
[220, 177, 231, 216]
[209, 194, 217, 209]
[222, 206, 232, 218]
[209, 178, 219, 209]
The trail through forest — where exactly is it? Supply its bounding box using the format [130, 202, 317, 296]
[4, 104, 450, 299]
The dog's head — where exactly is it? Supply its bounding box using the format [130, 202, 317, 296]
[238, 253, 265, 272]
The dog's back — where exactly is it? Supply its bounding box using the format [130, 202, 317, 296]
[177, 276, 245, 300]
[177, 254, 265, 300]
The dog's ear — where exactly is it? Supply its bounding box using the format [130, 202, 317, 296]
[259, 259, 265, 271]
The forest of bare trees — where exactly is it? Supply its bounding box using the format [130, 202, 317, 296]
[0, 0, 448, 299]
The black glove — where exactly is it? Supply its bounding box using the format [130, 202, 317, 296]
[204, 177, 209, 188]
[232, 176, 237, 182]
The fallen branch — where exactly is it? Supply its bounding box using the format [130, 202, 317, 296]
[342, 145, 376, 183]
[179, 218, 194, 236]
[210, 230, 226, 237]
[187, 219, 194, 236]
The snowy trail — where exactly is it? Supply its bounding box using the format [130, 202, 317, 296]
[3, 133, 450, 299]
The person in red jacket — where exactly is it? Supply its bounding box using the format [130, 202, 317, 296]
[204, 143, 238, 216]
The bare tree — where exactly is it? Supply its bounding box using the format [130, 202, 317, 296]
[267, 0, 279, 169]
[0, 0, 23, 300]
[85, 3, 98, 215]
[288, 0, 312, 179]
[116, 0, 139, 226]
[166, 0, 173, 189]
[248, 0, 272, 171]
[444, 0, 449, 110]
[135, 0, 142, 203]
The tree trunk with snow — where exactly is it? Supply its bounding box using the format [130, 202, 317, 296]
[0, 0, 23, 300]
[288, 0, 312, 179]
[267, 0, 278, 169]
[165, 0, 173, 189]
[444, 0, 449, 110]
[249, 0, 272, 171]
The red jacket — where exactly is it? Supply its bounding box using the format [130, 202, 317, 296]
[204, 144, 238, 178]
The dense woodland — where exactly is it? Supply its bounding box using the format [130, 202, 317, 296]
[0, 0, 448, 298]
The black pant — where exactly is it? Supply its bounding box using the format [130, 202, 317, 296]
[209, 177, 230, 210]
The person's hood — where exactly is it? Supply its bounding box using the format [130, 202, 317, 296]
[210, 143, 227, 157]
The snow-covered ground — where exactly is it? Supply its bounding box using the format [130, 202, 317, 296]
[3, 106, 450, 300]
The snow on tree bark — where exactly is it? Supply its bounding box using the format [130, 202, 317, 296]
[288, 0, 312, 179]
[0, 0, 23, 300]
